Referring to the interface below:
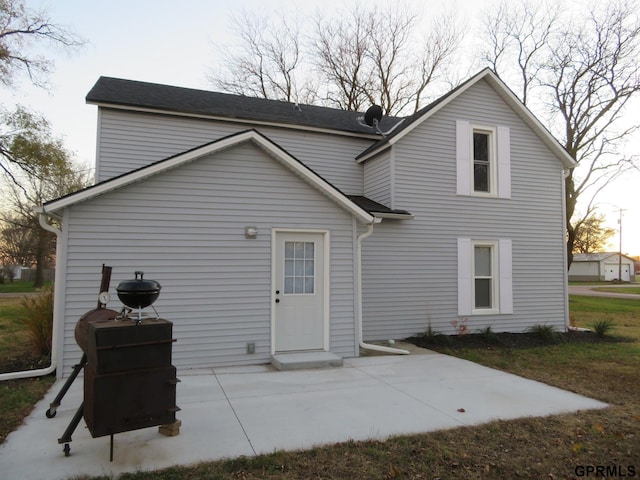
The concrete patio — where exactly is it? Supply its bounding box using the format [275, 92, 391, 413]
[0, 350, 608, 480]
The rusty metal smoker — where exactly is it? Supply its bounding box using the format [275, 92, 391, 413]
[48, 266, 178, 460]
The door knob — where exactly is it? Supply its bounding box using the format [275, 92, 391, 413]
[275, 298, 280, 303]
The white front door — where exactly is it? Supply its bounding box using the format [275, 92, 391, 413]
[273, 232, 326, 352]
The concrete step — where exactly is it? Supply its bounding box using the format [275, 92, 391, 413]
[271, 351, 343, 371]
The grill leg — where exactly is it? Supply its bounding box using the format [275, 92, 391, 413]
[46, 354, 87, 418]
[58, 401, 84, 456]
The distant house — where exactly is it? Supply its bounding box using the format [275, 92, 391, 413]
[569, 253, 636, 282]
[38, 68, 576, 376]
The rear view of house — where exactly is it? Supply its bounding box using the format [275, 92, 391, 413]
[39, 69, 575, 377]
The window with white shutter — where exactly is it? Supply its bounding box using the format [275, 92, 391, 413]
[456, 121, 511, 199]
[458, 238, 513, 315]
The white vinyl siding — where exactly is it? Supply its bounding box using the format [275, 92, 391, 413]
[362, 78, 565, 339]
[58, 142, 358, 373]
[496, 126, 511, 198]
[363, 152, 392, 206]
[95, 108, 369, 194]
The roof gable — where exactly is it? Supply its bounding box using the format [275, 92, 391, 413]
[356, 68, 576, 169]
[41, 130, 376, 224]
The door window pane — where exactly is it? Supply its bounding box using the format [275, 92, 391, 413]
[284, 241, 315, 294]
[285, 260, 293, 276]
[305, 243, 314, 257]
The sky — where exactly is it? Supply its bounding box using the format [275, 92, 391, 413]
[2, 0, 639, 256]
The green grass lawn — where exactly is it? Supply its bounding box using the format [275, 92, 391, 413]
[0, 295, 56, 443]
[0, 297, 31, 365]
[0, 280, 50, 294]
[2, 294, 639, 479]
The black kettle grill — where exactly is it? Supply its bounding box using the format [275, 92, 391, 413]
[116, 271, 161, 323]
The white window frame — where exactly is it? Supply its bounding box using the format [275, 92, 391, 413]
[471, 126, 497, 196]
[458, 238, 513, 316]
[456, 121, 511, 199]
[472, 240, 499, 314]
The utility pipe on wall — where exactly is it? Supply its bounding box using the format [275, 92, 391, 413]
[0, 211, 61, 381]
[356, 222, 409, 355]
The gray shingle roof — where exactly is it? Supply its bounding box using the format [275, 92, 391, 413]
[347, 196, 412, 217]
[86, 77, 401, 135]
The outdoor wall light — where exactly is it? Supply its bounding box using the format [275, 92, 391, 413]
[245, 226, 258, 239]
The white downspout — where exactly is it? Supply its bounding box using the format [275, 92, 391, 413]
[357, 222, 409, 355]
[562, 168, 571, 331]
[0, 210, 62, 381]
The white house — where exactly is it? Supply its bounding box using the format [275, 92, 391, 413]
[569, 253, 636, 282]
[38, 68, 576, 377]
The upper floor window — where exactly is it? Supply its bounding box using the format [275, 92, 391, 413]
[472, 128, 495, 193]
[456, 120, 511, 199]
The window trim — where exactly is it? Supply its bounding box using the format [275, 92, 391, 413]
[456, 121, 511, 199]
[283, 240, 316, 296]
[472, 240, 499, 314]
[457, 237, 513, 316]
[471, 125, 497, 196]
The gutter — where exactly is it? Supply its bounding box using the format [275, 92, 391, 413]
[0, 209, 62, 381]
[356, 222, 409, 355]
[562, 168, 571, 331]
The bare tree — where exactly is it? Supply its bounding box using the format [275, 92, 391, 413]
[481, 0, 640, 267]
[482, 0, 558, 105]
[0, 0, 83, 181]
[310, 5, 373, 111]
[0, 0, 82, 87]
[208, 10, 305, 103]
[209, 4, 463, 115]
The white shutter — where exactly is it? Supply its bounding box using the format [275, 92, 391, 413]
[499, 239, 513, 314]
[456, 120, 471, 196]
[457, 238, 472, 315]
[497, 126, 511, 199]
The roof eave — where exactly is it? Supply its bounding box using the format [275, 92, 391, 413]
[87, 101, 384, 141]
[481, 72, 577, 169]
[372, 212, 414, 220]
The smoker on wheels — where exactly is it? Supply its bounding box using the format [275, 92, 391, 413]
[46, 265, 179, 460]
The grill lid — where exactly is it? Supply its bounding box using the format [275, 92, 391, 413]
[116, 271, 161, 309]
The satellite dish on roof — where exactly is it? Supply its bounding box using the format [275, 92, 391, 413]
[356, 104, 405, 137]
[364, 105, 383, 127]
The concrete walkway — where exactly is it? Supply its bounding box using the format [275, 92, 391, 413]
[0, 352, 607, 480]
